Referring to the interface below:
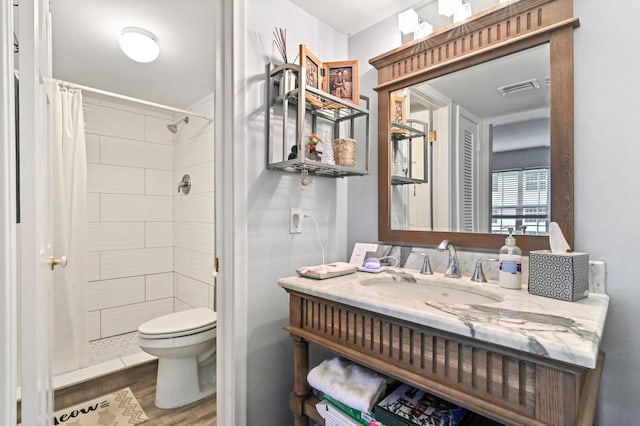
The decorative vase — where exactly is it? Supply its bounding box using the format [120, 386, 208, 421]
[321, 139, 335, 165]
[333, 138, 357, 167]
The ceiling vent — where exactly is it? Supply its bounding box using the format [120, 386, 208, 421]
[496, 78, 541, 96]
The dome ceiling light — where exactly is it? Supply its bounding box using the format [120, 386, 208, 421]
[119, 27, 159, 63]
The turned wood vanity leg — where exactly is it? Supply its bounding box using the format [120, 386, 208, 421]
[290, 334, 310, 426]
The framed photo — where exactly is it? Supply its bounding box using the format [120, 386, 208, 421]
[390, 92, 407, 134]
[299, 44, 323, 107]
[323, 60, 359, 106]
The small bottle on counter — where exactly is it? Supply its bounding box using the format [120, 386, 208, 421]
[499, 227, 522, 289]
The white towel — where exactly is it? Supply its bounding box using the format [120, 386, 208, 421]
[307, 357, 387, 413]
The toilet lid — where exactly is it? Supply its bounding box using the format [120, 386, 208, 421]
[139, 308, 217, 336]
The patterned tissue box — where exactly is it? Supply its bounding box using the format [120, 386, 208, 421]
[528, 250, 589, 302]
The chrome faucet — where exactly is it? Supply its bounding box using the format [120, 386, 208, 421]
[437, 240, 460, 278]
[471, 258, 499, 282]
[415, 252, 433, 275]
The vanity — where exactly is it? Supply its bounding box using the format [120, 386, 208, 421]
[280, 271, 608, 425]
[280, 0, 602, 424]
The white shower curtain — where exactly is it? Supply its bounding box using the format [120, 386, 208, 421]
[52, 84, 88, 374]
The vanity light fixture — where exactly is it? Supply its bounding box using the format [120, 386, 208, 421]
[119, 27, 160, 63]
[398, 8, 419, 35]
[415, 21, 434, 38]
[453, 3, 472, 22]
[438, 0, 463, 17]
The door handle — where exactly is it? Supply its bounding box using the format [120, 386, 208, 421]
[48, 256, 67, 270]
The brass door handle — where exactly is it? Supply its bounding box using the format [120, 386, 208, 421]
[48, 256, 67, 270]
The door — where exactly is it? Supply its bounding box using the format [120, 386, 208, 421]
[19, 0, 54, 424]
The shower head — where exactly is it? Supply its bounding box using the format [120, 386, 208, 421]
[167, 116, 189, 134]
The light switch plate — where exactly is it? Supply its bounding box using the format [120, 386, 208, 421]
[589, 260, 606, 294]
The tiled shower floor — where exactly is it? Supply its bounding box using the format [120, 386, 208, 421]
[88, 332, 142, 365]
[53, 332, 155, 391]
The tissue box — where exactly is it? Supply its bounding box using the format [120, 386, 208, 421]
[528, 250, 589, 301]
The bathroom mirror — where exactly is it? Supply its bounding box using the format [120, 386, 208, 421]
[370, 0, 578, 251]
[389, 43, 550, 235]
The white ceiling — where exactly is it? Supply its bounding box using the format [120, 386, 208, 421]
[50, 0, 216, 109]
[45, 0, 510, 110]
[288, 0, 428, 36]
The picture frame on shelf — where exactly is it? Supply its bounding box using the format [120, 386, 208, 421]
[299, 44, 323, 107]
[390, 91, 407, 134]
[323, 60, 360, 107]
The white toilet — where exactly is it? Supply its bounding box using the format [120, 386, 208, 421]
[137, 307, 217, 409]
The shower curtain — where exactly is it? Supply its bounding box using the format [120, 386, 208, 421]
[52, 84, 88, 374]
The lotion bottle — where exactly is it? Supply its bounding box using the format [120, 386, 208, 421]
[499, 228, 522, 289]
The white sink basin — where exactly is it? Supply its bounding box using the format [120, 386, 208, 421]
[358, 276, 503, 305]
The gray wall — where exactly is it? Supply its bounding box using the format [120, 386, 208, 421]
[574, 1, 640, 422]
[243, 1, 349, 424]
[346, 3, 640, 424]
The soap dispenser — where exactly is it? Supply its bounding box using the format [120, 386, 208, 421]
[499, 227, 522, 289]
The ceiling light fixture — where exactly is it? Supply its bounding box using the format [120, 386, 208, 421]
[119, 27, 159, 63]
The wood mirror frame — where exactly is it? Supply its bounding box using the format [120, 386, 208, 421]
[370, 0, 578, 252]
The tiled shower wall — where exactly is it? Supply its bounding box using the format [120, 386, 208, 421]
[83, 93, 214, 341]
[173, 100, 216, 312]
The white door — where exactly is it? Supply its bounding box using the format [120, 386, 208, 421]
[19, 0, 54, 424]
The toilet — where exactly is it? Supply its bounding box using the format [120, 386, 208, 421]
[137, 307, 217, 409]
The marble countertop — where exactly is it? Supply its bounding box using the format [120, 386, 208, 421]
[278, 269, 609, 369]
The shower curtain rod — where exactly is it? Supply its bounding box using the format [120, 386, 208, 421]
[52, 79, 212, 121]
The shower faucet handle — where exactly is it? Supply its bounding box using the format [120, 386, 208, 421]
[178, 174, 192, 194]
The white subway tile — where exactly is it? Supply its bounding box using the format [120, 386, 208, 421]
[98, 98, 173, 120]
[83, 95, 99, 106]
[174, 299, 194, 312]
[101, 194, 172, 222]
[84, 104, 145, 140]
[145, 115, 176, 145]
[145, 169, 174, 196]
[176, 115, 213, 142]
[145, 222, 173, 247]
[191, 251, 215, 284]
[85, 133, 100, 163]
[174, 129, 214, 170]
[173, 247, 191, 276]
[88, 252, 100, 281]
[146, 272, 174, 300]
[101, 136, 173, 170]
[87, 193, 100, 222]
[100, 298, 174, 337]
[175, 274, 210, 309]
[87, 163, 144, 194]
[87, 276, 145, 311]
[100, 247, 173, 280]
[88, 311, 101, 340]
[174, 191, 215, 223]
[174, 161, 214, 194]
[173, 222, 215, 254]
[88, 222, 145, 251]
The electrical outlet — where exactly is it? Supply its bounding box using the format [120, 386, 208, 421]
[289, 208, 302, 234]
[589, 260, 606, 294]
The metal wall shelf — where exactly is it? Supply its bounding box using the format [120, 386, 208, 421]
[266, 63, 370, 177]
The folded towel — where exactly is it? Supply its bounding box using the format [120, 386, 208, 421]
[307, 357, 387, 413]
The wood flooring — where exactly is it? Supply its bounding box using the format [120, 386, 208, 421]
[22, 360, 216, 425]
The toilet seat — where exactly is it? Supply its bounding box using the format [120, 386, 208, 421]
[139, 307, 217, 339]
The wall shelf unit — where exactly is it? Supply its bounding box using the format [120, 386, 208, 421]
[267, 63, 370, 178]
[390, 118, 429, 186]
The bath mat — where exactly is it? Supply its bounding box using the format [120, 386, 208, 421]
[52, 387, 148, 425]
